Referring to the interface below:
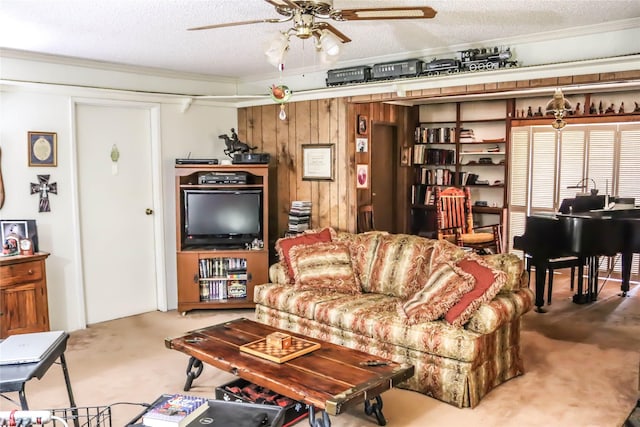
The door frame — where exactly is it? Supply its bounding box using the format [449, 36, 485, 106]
[69, 98, 167, 329]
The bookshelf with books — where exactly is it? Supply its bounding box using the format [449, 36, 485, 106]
[410, 99, 511, 237]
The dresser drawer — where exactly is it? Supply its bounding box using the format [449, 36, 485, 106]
[0, 260, 44, 286]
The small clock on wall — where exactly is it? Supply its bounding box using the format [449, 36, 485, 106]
[20, 238, 34, 256]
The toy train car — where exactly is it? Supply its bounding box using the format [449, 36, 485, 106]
[326, 65, 371, 86]
[371, 59, 423, 81]
[422, 58, 461, 76]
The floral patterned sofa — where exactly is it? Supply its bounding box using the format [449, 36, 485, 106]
[254, 228, 534, 408]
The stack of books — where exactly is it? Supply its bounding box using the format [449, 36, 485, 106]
[459, 128, 476, 142]
[288, 201, 312, 234]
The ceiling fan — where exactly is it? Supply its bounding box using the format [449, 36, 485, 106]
[189, 1, 437, 65]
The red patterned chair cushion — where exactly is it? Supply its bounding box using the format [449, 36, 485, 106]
[400, 261, 476, 325]
[289, 241, 361, 294]
[367, 234, 438, 299]
[444, 253, 507, 327]
[274, 227, 335, 283]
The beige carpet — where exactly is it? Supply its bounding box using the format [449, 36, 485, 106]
[2, 273, 638, 427]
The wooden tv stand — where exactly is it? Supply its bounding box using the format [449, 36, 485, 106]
[175, 164, 269, 314]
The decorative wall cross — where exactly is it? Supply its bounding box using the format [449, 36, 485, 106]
[30, 174, 57, 212]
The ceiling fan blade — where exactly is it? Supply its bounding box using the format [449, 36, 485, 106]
[188, 18, 286, 31]
[315, 22, 351, 43]
[264, 0, 302, 10]
[338, 6, 437, 21]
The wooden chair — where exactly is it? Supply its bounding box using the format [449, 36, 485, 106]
[357, 204, 375, 233]
[433, 186, 503, 253]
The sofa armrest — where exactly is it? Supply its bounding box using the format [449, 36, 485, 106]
[482, 253, 528, 293]
[269, 262, 290, 285]
[465, 287, 534, 334]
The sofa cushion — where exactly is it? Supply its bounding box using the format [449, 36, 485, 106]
[254, 283, 351, 319]
[274, 227, 335, 283]
[444, 253, 507, 327]
[312, 294, 487, 363]
[367, 234, 438, 299]
[289, 241, 361, 294]
[334, 231, 386, 291]
[400, 261, 476, 325]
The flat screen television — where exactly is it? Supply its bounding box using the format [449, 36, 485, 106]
[183, 189, 262, 249]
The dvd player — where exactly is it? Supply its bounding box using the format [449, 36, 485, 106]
[175, 158, 219, 165]
[199, 172, 248, 184]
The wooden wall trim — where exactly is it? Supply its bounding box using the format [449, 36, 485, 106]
[348, 70, 640, 104]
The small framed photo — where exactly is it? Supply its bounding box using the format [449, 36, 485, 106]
[401, 147, 412, 166]
[356, 164, 369, 189]
[357, 115, 368, 135]
[1, 220, 39, 254]
[28, 131, 57, 166]
[302, 144, 334, 181]
[1, 220, 27, 256]
[356, 137, 368, 153]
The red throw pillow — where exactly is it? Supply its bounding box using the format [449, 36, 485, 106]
[275, 228, 333, 283]
[444, 254, 506, 327]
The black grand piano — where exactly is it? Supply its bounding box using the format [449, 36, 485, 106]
[513, 196, 640, 313]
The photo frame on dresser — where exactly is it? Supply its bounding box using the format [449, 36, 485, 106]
[1, 220, 39, 253]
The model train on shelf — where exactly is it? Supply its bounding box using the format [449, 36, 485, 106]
[326, 47, 517, 87]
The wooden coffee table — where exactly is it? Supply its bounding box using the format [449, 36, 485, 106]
[165, 318, 414, 426]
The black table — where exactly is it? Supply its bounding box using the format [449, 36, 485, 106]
[0, 332, 76, 411]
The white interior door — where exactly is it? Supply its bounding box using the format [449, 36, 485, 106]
[76, 103, 157, 324]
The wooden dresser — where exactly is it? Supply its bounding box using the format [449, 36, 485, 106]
[0, 253, 50, 338]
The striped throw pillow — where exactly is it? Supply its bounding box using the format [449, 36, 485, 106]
[289, 241, 361, 294]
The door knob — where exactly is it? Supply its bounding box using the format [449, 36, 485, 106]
[145, 208, 153, 215]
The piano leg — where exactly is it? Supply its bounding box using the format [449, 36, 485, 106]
[572, 258, 588, 304]
[533, 262, 548, 313]
[621, 252, 632, 297]
[573, 256, 598, 304]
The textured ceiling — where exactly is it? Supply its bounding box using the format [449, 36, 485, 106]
[1, 0, 639, 81]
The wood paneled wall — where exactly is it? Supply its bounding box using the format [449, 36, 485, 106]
[237, 98, 415, 246]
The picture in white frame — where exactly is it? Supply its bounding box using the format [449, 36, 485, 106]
[356, 164, 369, 189]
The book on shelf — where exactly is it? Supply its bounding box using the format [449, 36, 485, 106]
[142, 394, 208, 427]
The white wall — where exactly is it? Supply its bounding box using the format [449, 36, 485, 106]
[1, 64, 239, 332]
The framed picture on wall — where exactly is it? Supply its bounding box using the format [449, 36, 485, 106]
[357, 115, 368, 135]
[356, 164, 369, 189]
[356, 137, 368, 153]
[302, 144, 334, 181]
[28, 131, 57, 167]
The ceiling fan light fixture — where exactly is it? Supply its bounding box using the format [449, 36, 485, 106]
[546, 88, 572, 130]
[317, 30, 341, 57]
[264, 31, 290, 67]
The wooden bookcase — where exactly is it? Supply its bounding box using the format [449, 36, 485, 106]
[175, 164, 269, 314]
[410, 99, 512, 237]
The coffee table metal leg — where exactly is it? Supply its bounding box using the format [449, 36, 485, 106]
[364, 395, 387, 426]
[308, 406, 331, 427]
[183, 357, 203, 391]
